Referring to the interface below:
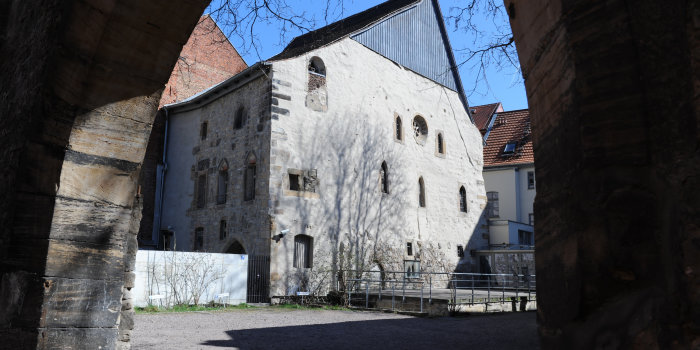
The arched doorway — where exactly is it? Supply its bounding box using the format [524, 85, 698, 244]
[225, 240, 246, 254]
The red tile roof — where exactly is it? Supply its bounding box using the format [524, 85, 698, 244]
[483, 109, 534, 167]
[470, 102, 502, 132]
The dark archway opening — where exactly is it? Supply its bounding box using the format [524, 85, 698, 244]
[226, 240, 246, 254]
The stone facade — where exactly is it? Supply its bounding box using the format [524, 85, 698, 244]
[160, 36, 487, 296]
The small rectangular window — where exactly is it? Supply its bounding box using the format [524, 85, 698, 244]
[406, 242, 413, 256]
[457, 245, 464, 257]
[195, 227, 204, 251]
[200, 122, 208, 140]
[289, 174, 300, 191]
[527, 171, 535, 189]
[486, 191, 499, 218]
[529, 213, 534, 226]
[294, 235, 313, 268]
[219, 220, 226, 240]
[518, 230, 533, 246]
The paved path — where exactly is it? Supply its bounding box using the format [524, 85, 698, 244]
[133, 308, 539, 349]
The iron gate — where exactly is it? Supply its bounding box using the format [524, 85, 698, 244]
[246, 255, 270, 303]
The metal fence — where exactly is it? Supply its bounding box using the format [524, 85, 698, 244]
[339, 270, 536, 312]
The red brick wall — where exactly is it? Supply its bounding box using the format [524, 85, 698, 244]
[159, 15, 248, 107]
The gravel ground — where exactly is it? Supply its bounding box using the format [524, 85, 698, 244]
[132, 308, 539, 350]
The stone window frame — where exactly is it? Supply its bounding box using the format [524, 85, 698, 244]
[285, 168, 320, 198]
[293, 234, 314, 268]
[394, 113, 404, 143]
[244, 152, 256, 202]
[435, 130, 446, 157]
[459, 185, 468, 213]
[412, 114, 429, 145]
[287, 168, 304, 192]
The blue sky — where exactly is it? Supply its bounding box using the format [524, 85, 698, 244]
[207, 0, 528, 111]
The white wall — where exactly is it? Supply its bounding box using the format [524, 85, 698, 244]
[132, 250, 248, 307]
[518, 165, 536, 225]
[483, 168, 517, 221]
[266, 38, 487, 295]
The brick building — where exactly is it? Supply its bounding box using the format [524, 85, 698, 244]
[138, 16, 247, 247]
[156, 0, 488, 299]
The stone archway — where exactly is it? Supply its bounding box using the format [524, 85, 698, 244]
[226, 240, 246, 254]
[0, 1, 698, 349]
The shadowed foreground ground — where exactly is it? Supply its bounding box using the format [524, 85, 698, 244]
[133, 308, 539, 349]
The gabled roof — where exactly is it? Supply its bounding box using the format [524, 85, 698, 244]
[470, 102, 502, 132]
[269, 0, 472, 118]
[482, 109, 534, 168]
[269, 0, 419, 61]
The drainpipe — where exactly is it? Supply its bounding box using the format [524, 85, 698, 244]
[151, 107, 170, 248]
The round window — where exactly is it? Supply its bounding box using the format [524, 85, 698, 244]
[412, 115, 428, 144]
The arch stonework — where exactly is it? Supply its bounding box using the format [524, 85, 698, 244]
[0, 0, 698, 349]
[0, 0, 209, 348]
[507, 0, 700, 348]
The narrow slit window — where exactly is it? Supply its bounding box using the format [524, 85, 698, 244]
[194, 227, 204, 251]
[196, 174, 207, 208]
[219, 220, 227, 240]
[234, 107, 245, 130]
[396, 116, 402, 141]
[418, 177, 426, 207]
[437, 133, 444, 154]
[200, 121, 208, 140]
[380, 161, 389, 194]
[244, 153, 256, 201]
[459, 186, 467, 212]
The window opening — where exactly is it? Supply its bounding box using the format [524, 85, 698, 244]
[486, 191, 499, 218]
[308, 57, 326, 76]
[194, 227, 204, 251]
[217, 161, 229, 204]
[219, 220, 227, 240]
[527, 171, 535, 189]
[380, 162, 389, 194]
[503, 141, 517, 154]
[404, 260, 420, 279]
[459, 186, 467, 212]
[437, 133, 444, 154]
[244, 153, 256, 201]
[294, 234, 313, 268]
[234, 107, 245, 129]
[200, 121, 208, 140]
[518, 230, 533, 246]
[289, 173, 300, 191]
[196, 174, 207, 208]
[396, 116, 403, 141]
[412, 116, 428, 143]
[406, 242, 413, 256]
[457, 245, 464, 257]
[418, 177, 426, 207]
[529, 213, 534, 226]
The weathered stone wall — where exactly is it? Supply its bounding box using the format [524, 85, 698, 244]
[507, 0, 700, 348]
[160, 70, 273, 255]
[267, 38, 488, 295]
[0, 1, 209, 348]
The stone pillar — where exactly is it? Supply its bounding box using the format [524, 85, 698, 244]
[0, 1, 209, 348]
[507, 0, 700, 348]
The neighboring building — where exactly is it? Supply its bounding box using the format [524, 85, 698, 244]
[474, 106, 535, 275]
[469, 102, 504, 140]
[156, 0, 488, 299]
[138, 16, 248, 248]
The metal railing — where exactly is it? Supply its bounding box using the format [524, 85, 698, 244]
[339, 270, 536, 312]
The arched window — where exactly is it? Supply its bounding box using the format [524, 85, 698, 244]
[217, 160, 229, 204]
[244, 153, 256, 201]
[459, 186, 467, 212]
[413, 115, 428, 144]
[234, 106, 245, 129]
[418, 177, 426, 207]
[437, 133, 445, 154]
[395, 116, 403, 141]
[294, 234, 313, 268]
[308, 57, 326, 76]
[380, 161, 389, 194]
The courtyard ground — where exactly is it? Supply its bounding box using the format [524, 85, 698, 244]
[132, 307, 539, 349]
